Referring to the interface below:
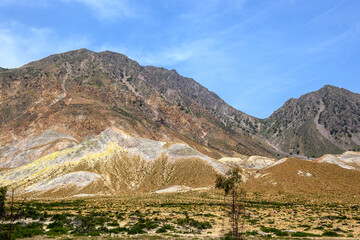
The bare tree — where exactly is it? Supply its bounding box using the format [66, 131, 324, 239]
[215, 168, 246, 239]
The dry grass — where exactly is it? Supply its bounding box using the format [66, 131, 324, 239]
[244, 158, 360, 203]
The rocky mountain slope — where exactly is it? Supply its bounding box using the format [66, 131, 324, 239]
[262, 85, 360, 157]
[0, 49, 272, 163]
[0, 49, 273, 196]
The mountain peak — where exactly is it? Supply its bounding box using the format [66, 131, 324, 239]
[319, 84, 343, 92]
[71, 48, 93, 53]
[264, 84, 360, 157]
[317, 85, 354, 98]
[321, 84, 338, 89]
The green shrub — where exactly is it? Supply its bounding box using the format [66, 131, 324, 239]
[107, 220, 119, 227]
[221, 232, 240, 240]
[323, 230, 340, 237]
[176, 217, 212, 230]
[13, 222, 45, 238]
[49, 220, 65, 229]
[107, 227, 127, 234]
[156, 224, 174, 233]
[127, 225, 146, 235]
[260, 226, 289, 236]
[72, 215, 98, 235]
[24, 204, 41, 220]
[156, 227, 167, 233]
[291, 231, 318, 237]
[46, 226, 70, 236]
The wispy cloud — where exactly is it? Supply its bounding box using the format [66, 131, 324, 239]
[142, 39, 218, 66]
[61, 0, 136, 20]
[0, 22, 91, 68]
[308, 24, 360, 53]
[100, 38, 218, 67]
[301, 0, 346, 27]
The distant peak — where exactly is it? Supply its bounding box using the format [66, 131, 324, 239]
[60, 48, 93, 55]
[97, 50, 130, 58]
[75, 48, 92, 52]
[318, 85, 350, 95]
[321, 84, 339, 90]
[99, 50, 118, 54]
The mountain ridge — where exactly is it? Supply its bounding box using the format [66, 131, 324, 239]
[0, 48, 272, 162]
[1, 49, 359, 161]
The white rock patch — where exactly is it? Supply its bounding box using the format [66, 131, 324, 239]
[219, 156, 278, 169]
[72, 193, 95, 197]
[317, 151, 360, 170]
[297, 170, 313, 177]
[27, 171, 101, 192]
[153, 185, 192, 194]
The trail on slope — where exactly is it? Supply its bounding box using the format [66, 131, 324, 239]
[314, 100, 336, 145]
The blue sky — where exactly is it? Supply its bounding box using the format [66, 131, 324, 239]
[1, 0, 359, 118]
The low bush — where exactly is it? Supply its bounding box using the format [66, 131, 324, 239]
[176, 217, 212, 230]
[14, 222, 45, 238]
[291, 231, 318, 237]
[156, 224, 174, 233]
[260, 226, 289, 236]
[322, 230, 341, 237]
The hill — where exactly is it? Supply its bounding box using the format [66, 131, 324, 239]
[262, 85, 360, 157]
[0, 48, 273, 166]
[0, 49, 272, 196]
[244, 157, 360, 202]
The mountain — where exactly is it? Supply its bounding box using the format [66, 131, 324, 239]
[1, 49, 360, 196]
[262, 85, 360, 157]
[0, 49, 273, 166]
[0, 49, 274, 196]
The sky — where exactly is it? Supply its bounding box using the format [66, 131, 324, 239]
[0, 0, 360, 118]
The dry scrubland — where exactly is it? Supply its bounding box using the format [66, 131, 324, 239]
[1, 189, 360, 239]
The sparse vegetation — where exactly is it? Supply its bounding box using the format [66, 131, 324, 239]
[0, 189, 359, 239]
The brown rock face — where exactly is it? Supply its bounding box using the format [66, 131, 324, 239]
[0, 49, 273, 160]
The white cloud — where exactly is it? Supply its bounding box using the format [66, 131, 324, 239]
[0, 22, 91, 68]
[134, 39, 218, 66]
[61, 0, 136, 20]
